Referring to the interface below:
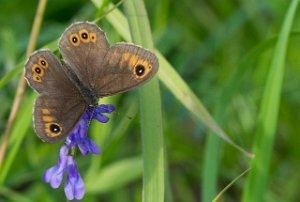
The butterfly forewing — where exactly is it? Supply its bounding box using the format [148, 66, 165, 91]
[24, 50, 81, 95]
[59, 22, 109, 89]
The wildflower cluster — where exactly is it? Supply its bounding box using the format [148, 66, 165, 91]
[43, 104, 115, 200]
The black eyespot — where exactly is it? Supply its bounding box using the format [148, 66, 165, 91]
[135, 65, 145, 76]
[81, 32, 88, 39]
[41, 60, 46, 66]
[35, 67, 41, 74]
[72, 36, 78, 43]
[50, 124, 61, 133]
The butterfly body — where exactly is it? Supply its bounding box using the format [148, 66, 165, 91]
[24, 22, 158, 143]
[61, 61, 98, 106]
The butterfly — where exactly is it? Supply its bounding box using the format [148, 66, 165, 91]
[24, 22, 159, 143]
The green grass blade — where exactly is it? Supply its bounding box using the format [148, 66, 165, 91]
[157, 52, 252, 157]
[201, 28, 293, 202]
[123, 1, 164, 202]
[0, 186, 34, 202]
[0, 93, 35, 184]
[212, 168, 251, 202]
[0, 62, 23, 89]
[103, 95, 138, 150]
[85, 157, 142, 194]
[242, 1, 300, 201]
[202, 134, 220, 202]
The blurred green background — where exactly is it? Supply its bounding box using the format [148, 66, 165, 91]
[0, 0, 300, 201]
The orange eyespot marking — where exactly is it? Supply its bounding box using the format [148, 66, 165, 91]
[69, 33, 80, 46]
[79, 29, 90, 43]
[123, 52, 130, 61]
[42, 109, 50, 115]
[129, 54, 139, 67]
[45, 122, 62, 137]
[142, 60, 150, 68]
[42, 116, 53, 122]
[133, 60, 151, 79]
[32, 64, 44, 76]
[33, 74, 42, 82]
[38, 58, 48, 69]
[134, 64, 146, 78]
[90, 33, 96, 43]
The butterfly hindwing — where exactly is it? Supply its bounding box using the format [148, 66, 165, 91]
[34, 94, 87, 143]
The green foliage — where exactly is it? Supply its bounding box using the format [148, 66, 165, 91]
[1, 0, 300, 201]
[243, 1, 300, 201]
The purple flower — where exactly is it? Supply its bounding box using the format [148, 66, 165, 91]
[92, 104, 115, 123]
[64, 156, 85, 200]
[76, 134, 100, 156]
[66, 118, 100, 156]
[43, 145, 68, 188]
[43, 104, 115, 200]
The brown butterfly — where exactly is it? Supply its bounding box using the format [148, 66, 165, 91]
[24, 22, 159, 143]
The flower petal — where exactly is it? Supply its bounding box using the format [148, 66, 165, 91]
[64, 156, 85, 200]
[77, 136, 100, 155]
[91, 104, 115, 123]
[66, 118, 89, 147]
[43, 146, 69, 188]
[59, 145, 69, 156]
[93, 113, 110, 123]
[96, 104, 115, 114]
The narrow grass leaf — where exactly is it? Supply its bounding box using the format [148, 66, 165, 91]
[242, 1, 300, 201]
[0, 93, 35, 184]
[0, 186, 34, 202]
[85, 157, 142, 194]
[0, 63, 23, 89]
[212, 168, 251, 202]
[123, 0, 165, 202]
[201, 28, 296, 202]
